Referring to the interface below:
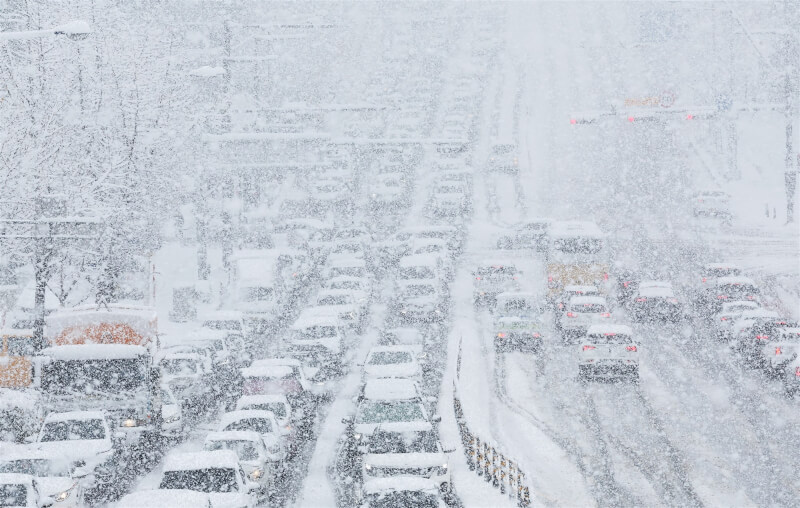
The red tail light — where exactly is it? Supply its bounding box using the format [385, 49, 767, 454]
[636, 298, 647, 302]
[686, 114, 694, 120]
[669, 298, 678, 304]
[756, 335, 769, 340]
[582, 345, 596, 351]
[566, 312, 576, 318]
[570, 118, 577, 125]
[795, 366, 800, 377]
[702, 277, 707, 283]
[497, 333, 506, 338]
[720, 317, 728, 321]
[547, 276, 553, 282]
[775, 347, 782, 355]
[603, 333, 616, 336]
[475, 276, 481, 280]
[746, 295, 755, 300]
[626, 346, 637, 352]
[623, 282, 629, 288]
[604, 273, 609, 280]
[717, 295, 728, 299]
[600, 313, 611, 318]
[531, 333, 540, 338]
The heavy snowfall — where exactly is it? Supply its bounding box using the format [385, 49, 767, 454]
[0, 1, 799, 507]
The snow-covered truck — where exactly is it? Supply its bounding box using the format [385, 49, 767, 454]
[36, 305, 162, 442]
[546, 221, 609, 299]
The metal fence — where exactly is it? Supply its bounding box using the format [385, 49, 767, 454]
[453, 386, 532, 506]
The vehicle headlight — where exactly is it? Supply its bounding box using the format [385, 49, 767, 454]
[434, 308, 442, 314]
[400, 309, 408, 314]
[354, 433, 362, 441]
[365, 463, 373, 471]
[122, 418, 138, 428]
[56, 486, 74, 502]
[249, 468, 263, 480]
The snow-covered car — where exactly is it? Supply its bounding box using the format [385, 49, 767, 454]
[427, 183, 470, 217]
[362, 427, 451, 495]
[203, 431, 272, 498]
[393, 281, 446, 324]
[0, 447, 77, 507]
[486, 142, 519, 173]
[494, 292, 540, 317]
[323, 276, 371, 306]
[159, 385, 184, 439]
[394, 226, 464, 255]
[496, 219, 551, 251]
[241, 358, 311, 405]
[360, 477, 447, 508]
[324, 254, 369, 279]
[379, 327, 425, 347]
[362, 345, 423, 384]
[554, 285, 600, 314]
[704, 276, 760, 312]
[730, 309, 784, 362]
[494, 316, 544, 353]
[313, 289, 365, 332]
[114, 489, 212, 508]
[158, 450, 257, 508]
[560, 296, 612, 337]
[368, 173, 411, 210]
[759, 327, 800, 373]
[629, 281, 682, 322]
[713, 301, 760, 340]
[699, 263, 742, 286]
[0, 473, 54, 508]
[397, 254, 443, 286]
[287, 311, 346, 371]
[234, 394, 295, 451]
[472, 263, 520, 306]
[578, 325, 638, 382]
[31, 411, 116, 475]
[217, 411, 285, 463]
[349, 379, 432, 452]
[692, 190, 731, 220]
[157, 351, 207, 401]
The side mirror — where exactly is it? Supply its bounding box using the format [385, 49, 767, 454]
[72, 465, 94, 479]
[431, 415, 442, 423]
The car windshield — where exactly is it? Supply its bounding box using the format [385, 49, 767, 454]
[366, 491, 439, 508]
[476, 266, 517, 278]
[295, 326, 337, 340]
[400, 267, 435, 280]
[160, 468, 238, 493]
[0, 459, 69, 477]
[317, 295, 350, 306]
[202, 320, 241, 331]
[0, 483, 28, 507]
[244, 403, 287, 418]
[161, 359, 199, 376]
[402, 285, 435, 297]
[223, 418, 273, 434]
[329, 281, 360, 291]
[5, 336, 34, 356]
[356, 401, 424, 424]
[42, 358, 145, 393]
[492, 144, 515, 155]
[571, 303, 606, 313]
[367, 430, 439, 453]
[368, 351, 413, 365]
[552, 237, 603, 254]
[206, 440, 260, 462]
[719, 284, 759, 296]
[705, 267, 741, 278]
[587, 333, 632, 344]
[40, 419, 106, 442]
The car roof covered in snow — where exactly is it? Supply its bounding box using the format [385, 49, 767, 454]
[363, 378, 419, 401]
[41, 344, 148, 361]
[249, 357, 301, 368]
[496, 292, 538, 302]
[163, 450, 239, 472]
[241, 364, 295, 379]
[362, 477, 439, 495]
[236, 394, 289, 408]
[398, 254, 439, 267]
[568, 296, 607, 306]
[115, 489, 211, 508]
[45, 304, 158, 339]
[291, 309, 341, 329]
[316, 289, 355, 299]
[327, 254, 366, 267]
[563, 285, 599, 294]
[738, 309, 780, 319]
[715, 276, 757, 286]
[637, 286, 675, 298]
[587, 324, 634, 337]
[43, 410, 107, 423]
[720, 301, 759, 312]
[156, 351, 202, 362]
[218, 410, 277, 429]
[367, 345, 422, 355]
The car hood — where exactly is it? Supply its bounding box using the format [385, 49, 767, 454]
[36, 476, 76, 498]
[364, 452, 446, 468]
[208, 492, 252, 508]
[363, 363, 420, 379]
[355, 420, 429, 435]
[401, 296, 437, 308]
[33, 439, 113, 464]
[290, 336, 342, 352]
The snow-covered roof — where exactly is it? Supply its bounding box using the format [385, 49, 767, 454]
[46, 304, 158, 341]
[568, 296, 607, 306]
[218, 410, 276, 429]
[363, 378, 419, 401]
[241, 365, 295, 379]
[249, 358, 301, 368]
[362, 477, 439, 495]
[638, 280, 672, 289]
[720, 301, 759, 312]
[496, 292, 538, 302]
[587, 324, 634, 337]
[638, 286, 675, 298]
[44, 410, 107, 423]
[188, 65, 225, 77]
[316, 289, 354, 300]
[291, 309, 341, 329]
[739, 309, 779, 319]
[367, 345, 421, 355]
[41, 344, 148, 361]
[327, 254, 366, 267]
[236, 394, 289, 408]
[399, 254, 438, 268]
[0, 473, 33, 485]
[163, 450, 240, 472]
[202, 310, 244, 321]
[116, 489, 211, 508]
[715, 276, 757, 286]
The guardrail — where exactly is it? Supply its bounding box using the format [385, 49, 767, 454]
[453, 385, 531, 506]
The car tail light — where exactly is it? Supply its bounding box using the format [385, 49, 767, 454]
[698, 199, 704, 203]
[669, 298, 678, 304]
[636, 298, 647, 302]
[604, 273, 609, 280]
[775, 347, 782, 355]
[702, 277, 707, 283]
[548, 276, 553, 282]
[475, 276, 481, 280]
[600, 313, 611, 318]
[623, 281, 629, 288]
[531, 333, 540, 338]
[603, 333, 616, 336]
[746, 295, 755, 300]
[717, 295, 727, 299]
[566, 312, 576, 318]
[626, 346, 637, 352]
[795, 366, 800, 377]
[756, 335, 769, 340]
[497, 333, 506, 338]
[582, 345, 596, 351]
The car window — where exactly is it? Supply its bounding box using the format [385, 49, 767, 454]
[587, 333, 632, 345]
[160, 468, 238, 493]
[571, 303, 606, 313]
[368, 351, 413, 365]
[206, 440, 260, 462]
[356, 401, 424, 424]
[5, 336, 34, 356]
[40, 419, 106, 442]
[161, 359, 199, 376]
[0, 459, 69, 477]
[0, 483, 28, 507]
[224, 417, 273, 434]
[367, 430, 439, 454]
[245, 403, 287, 418]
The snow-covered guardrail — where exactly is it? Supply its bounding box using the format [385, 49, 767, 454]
[453, 384, 531, 507]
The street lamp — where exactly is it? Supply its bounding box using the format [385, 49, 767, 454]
[0, 20, 92, 42]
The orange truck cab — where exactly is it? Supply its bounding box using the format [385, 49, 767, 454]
[0, 330, 35, 388]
